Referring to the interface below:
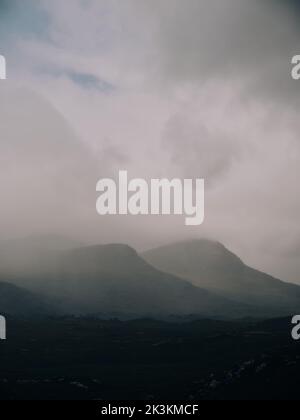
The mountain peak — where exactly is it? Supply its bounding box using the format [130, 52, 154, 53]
[142, 239, 248, 293]
[55, 242, 255, 318]
[63, 244, 142, 275]
[144, 239, 244, 268]
[143, 239, 300, 313]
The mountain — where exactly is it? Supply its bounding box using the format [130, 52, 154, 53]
[143, 239, 300, 314]
[0, 281, 57, 316]
[0, 237, 295, 319]
[50, 244, 262, 319]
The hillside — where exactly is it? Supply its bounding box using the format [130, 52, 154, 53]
[0, 281, 56, 316]
[51, 244, 261, 318]
[143, 239, 300, 313]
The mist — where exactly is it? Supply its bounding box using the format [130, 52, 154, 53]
[0, 0, 300, 284]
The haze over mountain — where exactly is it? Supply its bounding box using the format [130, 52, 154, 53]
[50, 244, 255, 319]
[143, 239, 300, 313]
[0, 236, 298, 319]
[0, 281, 57, 316]
[0, 235, 83, 292]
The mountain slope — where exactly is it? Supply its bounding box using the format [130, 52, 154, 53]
[0, 281, 56, 316]
[51, 244, 261, 319]
[142, 239, 300, 313]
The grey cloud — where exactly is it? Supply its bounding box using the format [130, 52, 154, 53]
[0, 84, 98, 240]
[2, 0, 300, 284]
[134, 0, 300, 102]
[0, 85, 156, 248]
[162, 113, 238, 185]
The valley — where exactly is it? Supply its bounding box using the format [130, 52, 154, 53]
[0, 316, 298, 400]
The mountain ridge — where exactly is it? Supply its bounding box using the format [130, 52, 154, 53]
[0, 236, 298, 319]
[0, 280, 58, 316]
[142, 239, 300, 313]
[53, 243, 254, 318]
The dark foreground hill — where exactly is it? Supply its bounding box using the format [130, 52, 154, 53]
[0, 281, 56, 316]
[0, 316, 299, 400]
[143, 239, 300, 314]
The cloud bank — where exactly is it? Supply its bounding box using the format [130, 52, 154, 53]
[1, 0, 300, 283]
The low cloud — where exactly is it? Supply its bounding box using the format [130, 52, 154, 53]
[1, 0, 300, 283]
[134, 0, 300, 102]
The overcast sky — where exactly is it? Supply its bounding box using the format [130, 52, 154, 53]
[1, 0, 300, 283]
